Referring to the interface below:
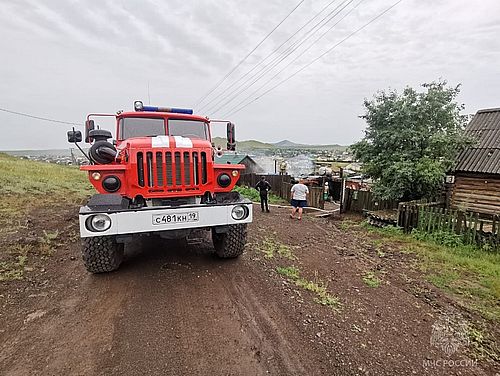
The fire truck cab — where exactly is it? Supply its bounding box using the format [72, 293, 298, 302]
[67, 101, 252, 273]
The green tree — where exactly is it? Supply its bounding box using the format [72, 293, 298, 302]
[352, 81, 470, 201]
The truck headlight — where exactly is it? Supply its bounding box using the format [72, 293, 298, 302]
[102, 176, 121, 192]
[217, 173, 231, 187]
[86, 214, 112, 232]
[231, 205, 248, 220]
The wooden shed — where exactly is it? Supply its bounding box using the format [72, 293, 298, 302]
[215, 153, 263, 174]
[451, 108, 500, 215]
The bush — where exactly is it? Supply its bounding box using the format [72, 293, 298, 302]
[232, 185, 284, 204]
[411, 229, 464, 247]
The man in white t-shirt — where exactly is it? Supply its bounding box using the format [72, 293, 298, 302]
[290, 179, 309, 220]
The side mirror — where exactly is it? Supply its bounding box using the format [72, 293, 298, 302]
[227, 122, 236, 151]
[67, 130, 82, 143]
[85, 120, 95, 143]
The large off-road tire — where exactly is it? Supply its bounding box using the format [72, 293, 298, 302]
[212, 224, 247, 258]
[82, 236, 124, 273]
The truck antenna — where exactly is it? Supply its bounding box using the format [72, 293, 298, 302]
[147, 81, 151, 104]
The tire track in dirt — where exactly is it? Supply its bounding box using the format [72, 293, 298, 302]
[220, 272, 308, 375]
[1, 263, 132, 376]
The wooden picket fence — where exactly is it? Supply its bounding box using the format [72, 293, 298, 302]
[238, 173, 291, 197]
[280, 182, 324, 210]
[397, 199, 443, 232]
[237, 173, 324, 209]
[416, 206, 500, 249]
[343, 188, 399, 213]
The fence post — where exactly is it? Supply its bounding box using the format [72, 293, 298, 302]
[455, 211, 464, 235]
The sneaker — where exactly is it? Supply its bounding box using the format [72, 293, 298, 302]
[266, 210, 270, 213]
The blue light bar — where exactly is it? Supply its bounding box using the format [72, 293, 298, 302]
[134, 101, 193, 115]
[142, 106, 193, 115]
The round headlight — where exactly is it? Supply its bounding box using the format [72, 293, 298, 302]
[217, 173, 231, 188]
[231, 205, 248, 220]
[91, 172, 102, 181]
[87, 214, 112, 232]
[231, 170, 239, 177]
[102, 175, 121, 192]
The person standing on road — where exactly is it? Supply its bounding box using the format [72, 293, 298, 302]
[290, 179, 309, 220]
[255, 176, 272, 213]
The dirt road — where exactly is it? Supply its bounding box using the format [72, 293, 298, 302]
[0, 206, 497, 375]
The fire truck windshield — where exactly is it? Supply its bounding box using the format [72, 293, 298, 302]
[168, 119, 208, 140]
[118, 118, 209, 140]
[119, 117, 165, 139]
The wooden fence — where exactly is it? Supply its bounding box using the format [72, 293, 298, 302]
[342, 188, 399, 213]
[238, 173, 291, 197]
[281, 182, 324, 210]
[397, 199, 443, 232]
[416, 206, 499, 249]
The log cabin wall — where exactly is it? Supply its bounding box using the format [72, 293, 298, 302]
[451, 173, 500, 215]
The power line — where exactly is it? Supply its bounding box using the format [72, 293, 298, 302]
[204, 0, 355, 115]
[0, 107, 81, 126]
[222, 0, 362, 116]
[194, 0, 305, 108]
[198, 0, 341, 113]
[208, 0, 357, 116]
[226, 0, 405, 117]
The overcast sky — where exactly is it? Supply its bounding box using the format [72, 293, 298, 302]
[1, 0, 499, 150]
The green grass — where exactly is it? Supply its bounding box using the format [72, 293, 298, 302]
[258, 236, 296, 260]
[232, 185, 286, 205]
[0, 153, 92, 281]
[276, 266, 341, 310]
[361, 221, 500, 321]
[0, 243, 31, 281]
[362, 271, 382, 288]
[0, 153, 92, 197]
[276, 265, 300, 279]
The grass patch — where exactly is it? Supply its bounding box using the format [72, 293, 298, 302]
[362, 271, 382, 288]
[0, 153, 92, 281]
[276, 266, 341, 310]
[0, 244, 30, 281]
[0, 153, 92, 235]
[232, 185, 286, 205]
[38, 230, 60, 256]
[276, 265, 300, 279]
[258, 236, 296, 260]
[339, 219, 358, 231]
[362, 221, 500, 321]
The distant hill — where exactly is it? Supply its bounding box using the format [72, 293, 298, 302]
[272, 140, 348, 151]
[273, 140, 301, 148]
[212, 137, 275, 150]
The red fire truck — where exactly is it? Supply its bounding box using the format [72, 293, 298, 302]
[67, 101, 252, 273]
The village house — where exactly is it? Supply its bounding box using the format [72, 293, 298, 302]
[451, 108, 500, 215]
[215, 153, 263, 174]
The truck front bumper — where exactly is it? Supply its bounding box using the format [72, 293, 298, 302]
[79, 201, 253, 238]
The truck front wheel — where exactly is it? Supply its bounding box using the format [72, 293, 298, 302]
[82, 236, 124, 273]
[212, 224, 247, 258]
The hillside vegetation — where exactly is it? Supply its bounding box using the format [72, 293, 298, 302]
[212, 137, 348, 151]
[0, 153, 92, 280]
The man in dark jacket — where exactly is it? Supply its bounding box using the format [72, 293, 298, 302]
[255, 176, 272, 213]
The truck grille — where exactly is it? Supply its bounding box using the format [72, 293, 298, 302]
[136, 151, 208, 189]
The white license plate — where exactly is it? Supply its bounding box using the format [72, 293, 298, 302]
[152, 211, 199, 225]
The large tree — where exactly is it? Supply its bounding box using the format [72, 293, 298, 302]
[352, 81, 470, 201]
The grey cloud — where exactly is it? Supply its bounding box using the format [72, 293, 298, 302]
[1, 0, 500, 150]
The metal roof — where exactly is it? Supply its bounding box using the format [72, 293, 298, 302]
[215, 153, 249, 165]
[454, 108, 500, 174]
